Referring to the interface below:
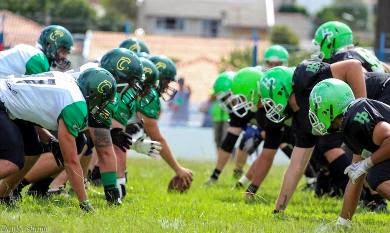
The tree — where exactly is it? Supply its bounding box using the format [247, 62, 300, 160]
[219, 48, 252, 71]
[0, 0, 96, 33]
[315, 0, 368, 31]
[270, 25, 299, 52]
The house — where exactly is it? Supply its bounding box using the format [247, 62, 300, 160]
[0, 10, 42, 48]
[87, 31, 268, 102]
[136, 0, 270, 39]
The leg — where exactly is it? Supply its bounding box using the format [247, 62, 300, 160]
[0, 155, 39, 197]
[0, 160, 19, 179]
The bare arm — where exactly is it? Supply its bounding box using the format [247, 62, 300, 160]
[330, 59, 367, 98]
[371, 121, 390, 165]
[140, 112, 192, 184]
[339, 154, 365, 220]
[58, 119, 87, 202]
[274, 146, 314, 211]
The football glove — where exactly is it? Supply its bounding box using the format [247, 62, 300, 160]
[131, 137, 162, 157]
[344, 158, 373, 184]
[110, 128, 132, 152]
[79, 200, 94, 212]
[125, 121, 145, 141]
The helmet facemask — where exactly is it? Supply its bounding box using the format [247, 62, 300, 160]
[159, 79, 177, 101]
[216, 91, 233, 113]
[227, 92, 257, 118]
[87, 92, 114, 124]
[261, 98, 287, 123]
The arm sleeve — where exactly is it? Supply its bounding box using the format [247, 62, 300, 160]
[59, 102, 88, 137]
[25, 53, 50, 75]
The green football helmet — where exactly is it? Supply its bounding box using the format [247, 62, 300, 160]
[149, 55, 177, 101]
[260, 66, 295, 123]
[213, 71, 235, 112]
[313, 21, 353, 59]
[263, 45, 289, 68]
[100, 48, 144, 102]
[119, 38, 150, 54]
[228, 67, 263, 117]
[38, 25, 74, 70]
[138, 57, 160, 107]
[309, 79, 355, 135]
[77, 67, 117, 123]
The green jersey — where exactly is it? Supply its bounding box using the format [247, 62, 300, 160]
[211, 101, 229, 122]
[137, 88, 161, 119]
[0, 44, 49, 76]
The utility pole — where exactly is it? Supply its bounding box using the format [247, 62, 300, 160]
[375, 0, 390, 61]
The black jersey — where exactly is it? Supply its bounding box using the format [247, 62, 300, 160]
[290, 60, 333, 147]
[365, 72, 390, 103]
[342, 98, 390, 154]
[326, 47, 384, 73]
[228, 107, 292, 149]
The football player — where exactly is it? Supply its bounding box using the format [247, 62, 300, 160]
[259, 58, 390, 213]
[0, 67, 116, 211]
[0, 25, 73, 76]
[308, 79, 390, 227]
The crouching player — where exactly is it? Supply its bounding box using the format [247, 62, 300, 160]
[309, 79, 390, 227]
[0, 68, 117, 211]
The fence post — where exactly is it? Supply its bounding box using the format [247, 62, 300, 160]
[379, 32, 386, 61]
[252, 28, 259, 67]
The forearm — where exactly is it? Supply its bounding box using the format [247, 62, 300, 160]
[64, 159, 87, 201]
[275, 146, 313, 211]
[159, 137, 181, 172]
[371, 138, 390, 165]
[340, 176, 365, 220]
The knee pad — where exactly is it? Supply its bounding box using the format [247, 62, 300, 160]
[220, 132, 239, 153]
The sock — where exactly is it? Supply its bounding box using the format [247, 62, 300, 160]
[238, 175, 250, 186]
[304, 164, 317, 178]
[210, 169, 221, 180]
[246, 183, 259, 194]
[101, 171, 121, 204]
[117, 178, 126, 199]
[281, 146, 293, 159]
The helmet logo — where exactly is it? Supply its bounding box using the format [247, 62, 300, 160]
[155, 62, 167, 70]
[262, 78, 275, 90]
[305, 62, 321, 73]
[312, 92, 322, 105]
[116, 57, 132, 71]
[49, 30, 65, 41]
[97, 80, 112, 94]
[129, 44, 140, 52]
[321, 29, 334, 42]
[143, 67, 153, 75]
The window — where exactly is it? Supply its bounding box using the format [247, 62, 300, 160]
[155, 17, 185, 31]
[202, 20, 220, 37]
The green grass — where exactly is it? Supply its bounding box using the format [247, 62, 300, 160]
[0, 158, 389, 233]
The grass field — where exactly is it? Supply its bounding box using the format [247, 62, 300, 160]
[0, 157, 389, 233]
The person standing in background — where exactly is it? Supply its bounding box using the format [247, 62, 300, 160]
[169, 77, 191, 126]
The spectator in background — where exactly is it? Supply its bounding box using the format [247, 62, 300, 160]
[199, 92, 213, 128]
[169, 77, 191, 126]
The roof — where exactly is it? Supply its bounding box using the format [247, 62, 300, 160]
[0, 10, 42, 47]
[88, 31, 268, 102]
[140, 0, 268, 28]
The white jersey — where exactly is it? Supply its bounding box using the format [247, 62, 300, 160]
[0, 71, 87, 135]
[0, 44, 49, 77]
